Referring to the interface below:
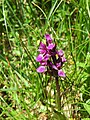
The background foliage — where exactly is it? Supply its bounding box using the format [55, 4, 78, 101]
[0, 0, 90, 119]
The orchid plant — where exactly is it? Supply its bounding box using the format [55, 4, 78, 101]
[36, 34, 66, 113]
[36, 34, 66, 77]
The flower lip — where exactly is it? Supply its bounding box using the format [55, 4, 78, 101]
[61, 56, 66, 62]
[40, 61, 47, 66]
[58, 69, 66, 77]
[36, 66, 46, 73]
[38, 49, 46, 54]
[47, 43, 55, 50]
[43, 54, 50, 61]
[56, 62, 61, 69]
[36, 54, 43, 62]
[52, 65, 58, 70]
[58, 49, 64, 56]
[39, 42, 46, 49]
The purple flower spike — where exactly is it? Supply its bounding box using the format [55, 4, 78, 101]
[45, 34, 52, 44]
[58, 69, 66, 77]
[36, 33, 66, 78]
[37, 66, 46, 73]
[36, 54, 43, 62]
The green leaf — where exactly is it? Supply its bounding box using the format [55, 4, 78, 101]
[0, 54, 7, 62]
[14, 70, 29, 87]
[83, 103, 90, 115]
[82, 118, 90, 120]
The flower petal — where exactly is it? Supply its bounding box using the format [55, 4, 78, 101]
[62, 56, 66, 62]
[58, 69, 66, 77]
[56, 62, 61, 68]
[38, 49, 46, 54]
[38, 42, 47, 54]
[58, 49, 64, 56]
[43, 54, 50, 61]
[39, 42, 46, 49]
[47, 43, 55, 50]
[36, 54, 43, 62]
[36, 66, 46, 73]
[45, 34, 52, 44]
[52, 65, 58, 70]
[40, 61, 47, 66]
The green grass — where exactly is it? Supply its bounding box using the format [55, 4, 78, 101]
[0, 0, 90, 119]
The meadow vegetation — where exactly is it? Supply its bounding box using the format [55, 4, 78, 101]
[0, 0, 90, 119]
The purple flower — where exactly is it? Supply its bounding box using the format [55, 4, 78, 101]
[47, 43, 55, 50]
[43, 54, 50, 61]
[40, 61, 47, 66]
[36, 53, 50, 63]
[61, 56, 66, 62]
[58, 49, 64, 56]
[52, 64, 58, 70]
[36, 34, 66, 77]
[36, 54, 43, 62]
[37, 66, 46, 73]
[38, 42, 47, 54]
[45, 34, 52, 44]
[56, 62, 61, 69]
[58, 69, 66, 77]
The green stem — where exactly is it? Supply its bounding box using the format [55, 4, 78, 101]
[55, 77, 61, 111]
